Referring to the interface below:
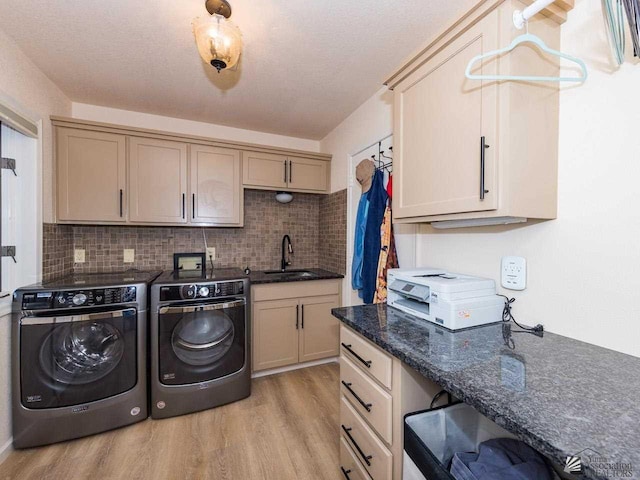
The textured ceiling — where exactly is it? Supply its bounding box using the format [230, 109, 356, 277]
[0, 0, 477, 139]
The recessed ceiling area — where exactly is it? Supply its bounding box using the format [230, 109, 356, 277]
[0, 0, 477, 139]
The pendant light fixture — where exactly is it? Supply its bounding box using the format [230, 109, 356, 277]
[193, 0, 243, 73]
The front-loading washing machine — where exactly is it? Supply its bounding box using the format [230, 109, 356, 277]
[150, 269, 251, 419]
[12, 270, 160, 448]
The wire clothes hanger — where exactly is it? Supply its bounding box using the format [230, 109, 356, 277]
[465, 16, 588, 83]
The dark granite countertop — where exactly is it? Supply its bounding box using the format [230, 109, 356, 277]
[250, 268, 343, 285]
[332, 304, 640, 480]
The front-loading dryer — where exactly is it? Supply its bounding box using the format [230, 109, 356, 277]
[12, 270, 160, 448]
[150, 269, 251, 419]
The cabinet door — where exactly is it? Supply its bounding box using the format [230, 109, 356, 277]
[190, 145, 242, 225]
[287, 157, 328, 192]
[299, 294, 340, 363]
[252, 299, 300, 371]
[242, 151, 288, 189]
[56, 128, 126, 223]
[394, 11, 499, 218]
[129, 137, 188, 223]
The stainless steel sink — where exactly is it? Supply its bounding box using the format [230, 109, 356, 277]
[263, 269, 317, 278]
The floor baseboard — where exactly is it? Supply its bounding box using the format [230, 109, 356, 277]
[0, 438, 13, 466]
[252, 357, 338, 379]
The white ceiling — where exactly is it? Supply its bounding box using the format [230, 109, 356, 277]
[0, 0, 477, 140]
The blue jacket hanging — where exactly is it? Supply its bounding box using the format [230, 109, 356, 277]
[351, 190, 369, 297]
[362, 170, 388, 304]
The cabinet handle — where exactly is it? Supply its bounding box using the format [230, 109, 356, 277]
[192, 193, 196, 219]
[289, 160, 292, 183]
[182, 193, 186, 219]
[341, 381, 372, 412]
[284, 160, 288, 183]
[341, 425, 373, 466]
[480, 136, 490, 200]
[341, 343, 372, 368]
[119, 189, 123, 217]
[301, 304, 304, 329]
[296, 304, 299, 329]
[340, 467, 352, 479]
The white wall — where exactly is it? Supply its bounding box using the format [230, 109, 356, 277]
[416, 0, 640, 358]
[72, 103, 321, 153]
[321, 88, 417, 304]
[0, 28, 71, 225]
[0, 26, 71, 460]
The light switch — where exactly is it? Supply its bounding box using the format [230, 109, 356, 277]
[124, 249, 135, 263]
[501, 256, 526, 291]
[74, 249, 85, 263]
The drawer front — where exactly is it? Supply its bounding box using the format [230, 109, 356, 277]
[341, 326, 393, 389]
[340, 356, 393, 443]
[341, 396, 393, 480]
[340, 437, 373, 480]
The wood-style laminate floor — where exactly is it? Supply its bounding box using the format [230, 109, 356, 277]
[0, 364, 340, 480]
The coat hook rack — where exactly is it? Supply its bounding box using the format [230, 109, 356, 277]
[371, 141, 393, 173]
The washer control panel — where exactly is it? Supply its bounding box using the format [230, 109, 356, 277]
[159, 280, 244, 301]
[22, 287, 137, 310]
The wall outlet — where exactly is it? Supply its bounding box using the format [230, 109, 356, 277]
[74, 249, 85, 263]
[206, 247, 216, 261]
[124, 249, 135, 263]
[501, 256, 526, 291]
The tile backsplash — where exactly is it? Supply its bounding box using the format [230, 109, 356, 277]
[42, 223, 73, 280]
[319, 189, 347, 275]
[43, 189, 347, 279]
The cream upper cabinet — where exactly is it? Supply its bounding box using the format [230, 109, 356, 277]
[394, 11, 499, 219]
[128, 137, 188, 224]
[190, 145, 242, 226]
[390, 0, 562, 224]
[53, 117, 331, 225]
[243, 151, 288, 189]
[299, 295, 340, 363]
[287, 156, 328, 192]
[56, 128, 127, 223]
[243, 151, 330, 193]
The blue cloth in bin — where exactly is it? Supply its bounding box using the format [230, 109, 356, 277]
[450, 438, 554, 480]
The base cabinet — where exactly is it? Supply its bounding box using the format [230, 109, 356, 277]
[339, 325, 441, 480]
[252, 299, 300, 371]
[252, 280, 341, 372]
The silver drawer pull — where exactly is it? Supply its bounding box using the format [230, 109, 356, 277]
[341, 381, 372, 412]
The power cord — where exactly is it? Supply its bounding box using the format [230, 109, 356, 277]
[498, 294, 544, 336]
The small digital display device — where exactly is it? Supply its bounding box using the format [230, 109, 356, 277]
[173, 253, 206, 274]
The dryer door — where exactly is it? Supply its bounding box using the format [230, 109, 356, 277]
[158, 299, 246, 385]
[20, 307, 138, 409]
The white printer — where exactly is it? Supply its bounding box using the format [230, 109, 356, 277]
[387, 268, 504, 330]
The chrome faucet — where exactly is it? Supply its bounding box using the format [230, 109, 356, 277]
[281, 235, 293, 272]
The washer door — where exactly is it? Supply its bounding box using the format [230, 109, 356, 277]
[172, 309, 234, 366]
[20, 308, 138, 409]
[158, 299, 246, 385]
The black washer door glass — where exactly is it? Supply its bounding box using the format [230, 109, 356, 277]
[172, 310, 234, 366]
[40, 321, 125, 385]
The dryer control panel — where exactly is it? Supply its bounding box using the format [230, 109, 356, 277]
[159, 280, 244, 301]
[22, 287, 137, 310]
